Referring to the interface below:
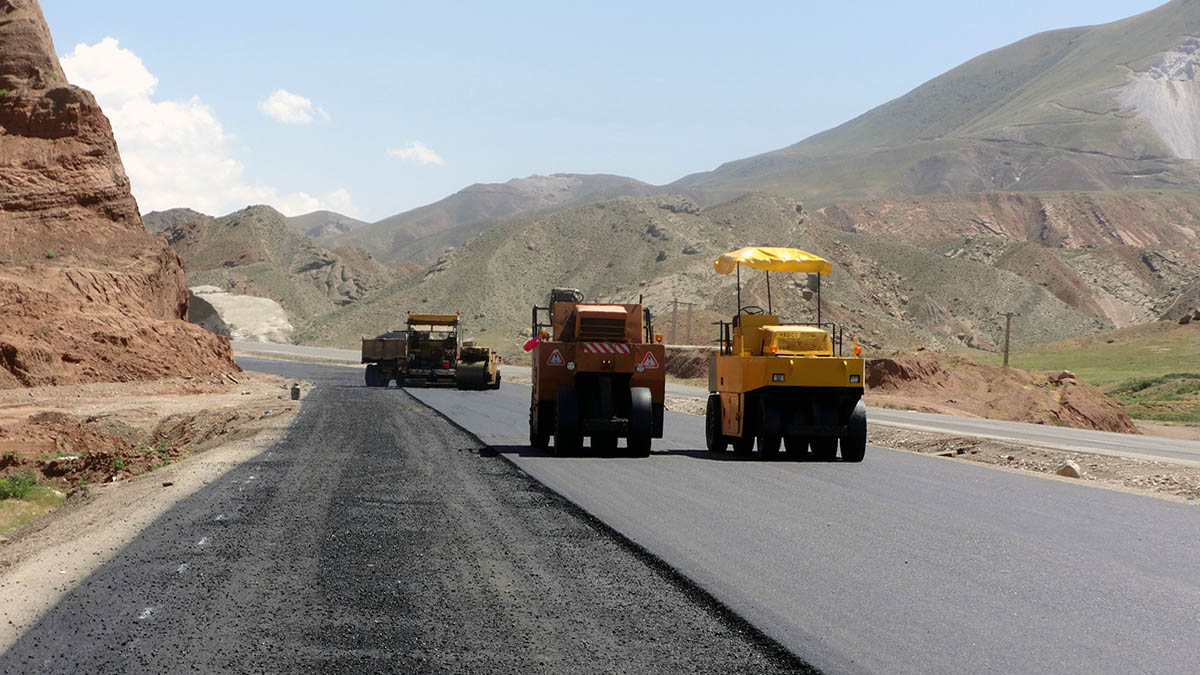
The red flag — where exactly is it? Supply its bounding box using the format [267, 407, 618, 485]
[523, 336, 540, 352]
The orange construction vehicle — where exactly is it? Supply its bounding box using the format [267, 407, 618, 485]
[529, 288, 665, 456]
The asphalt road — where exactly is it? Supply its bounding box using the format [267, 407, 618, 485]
[0, 358, 807, 674]
[230, 361, 1200, 675]
[231, 340, 1200, 464]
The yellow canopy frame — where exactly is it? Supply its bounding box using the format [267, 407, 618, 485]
[714, 247, 833, 322]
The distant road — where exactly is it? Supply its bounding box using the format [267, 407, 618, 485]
[231, 341, 1200, 465]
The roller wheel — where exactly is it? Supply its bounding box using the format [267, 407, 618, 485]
[591, 433, 618, 455]
[784, 436, 809, 460]
[530, 424, 550, 451]
[491, 373, 502, 390]
[627, 387, 653, 457]
[810, 438, 838, 462]
[758, 435, 783, 460]
[841, 401, 867, 463]
[554, 387, 581, 456]
[364, 364, 386, 387]
[705, 394, 728, 454]
[732, 435, 755, 456]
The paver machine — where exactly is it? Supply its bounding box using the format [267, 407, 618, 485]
[529, 288, 665, 456]
[706, 247, 867, 461]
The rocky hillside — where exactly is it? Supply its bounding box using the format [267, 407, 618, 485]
[334, 173, 657, 265]
[158, 206, 395, 329]
[286, 210, 369, 245]
[675, 0, 1200, 207]
[298, 192, 1114, 359]
[0, 0, 237, 387]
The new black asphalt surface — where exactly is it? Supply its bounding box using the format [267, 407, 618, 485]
[0, 359, 809, 674]
[376, 369, 1200, 675]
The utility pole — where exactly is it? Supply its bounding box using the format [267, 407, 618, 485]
[999, 312, 1019, 367]
[671, 298, 679, 345]
[686, 301, 694, 345]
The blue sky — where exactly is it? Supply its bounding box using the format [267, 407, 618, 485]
[44, 1, 1167, 220]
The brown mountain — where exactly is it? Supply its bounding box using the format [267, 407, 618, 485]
[0, 0, 236, 387]
[159, 205, 395, 328]
[334, 173, 657, 264]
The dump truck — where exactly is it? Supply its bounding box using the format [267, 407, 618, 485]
[456, 339, 502, 390]
[706, 247, 866, 461]
[361, 330, 406, 387]
[361, 313, 478, 388]
[529, 288, 665, 456]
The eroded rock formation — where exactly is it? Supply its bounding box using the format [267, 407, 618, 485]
[0, 0, 238, 387]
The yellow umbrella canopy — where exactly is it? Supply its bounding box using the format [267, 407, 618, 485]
[713, 247, 833, 275]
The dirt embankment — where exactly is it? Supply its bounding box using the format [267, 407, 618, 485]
[865, 355, 1139, 433]
[0, 372, 305, 493]
[664, 347, 1137, 433]
[0, 0, 237, 388]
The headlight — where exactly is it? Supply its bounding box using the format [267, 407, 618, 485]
[636, 364, 645, 373]
[849, 374, 861, 384]
[566, 361, 576, 371]
[771, 373, 785, 382]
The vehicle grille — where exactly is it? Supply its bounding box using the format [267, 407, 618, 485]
[772, 330, 831, 354]
[579, 317, 626, 341]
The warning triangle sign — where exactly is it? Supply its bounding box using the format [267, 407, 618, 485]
[640, 352, 659, 369]
[547, 349, 565, 366]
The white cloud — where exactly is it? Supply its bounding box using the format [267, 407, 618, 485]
[387, 141, 445, 166]
[259, 89, 329, 124]
[61, 39, 355, 218]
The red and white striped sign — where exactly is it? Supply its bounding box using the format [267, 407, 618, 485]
[582, 342, 631, 354]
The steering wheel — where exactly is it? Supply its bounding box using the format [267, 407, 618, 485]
[739, 305, 765, 315]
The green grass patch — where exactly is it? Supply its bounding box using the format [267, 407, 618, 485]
[0, 89, 9, 98]
[0, 470, 37, 500]
[0, 485, 66, 536]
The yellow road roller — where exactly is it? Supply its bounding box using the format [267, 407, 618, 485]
[706, 247, 866, 461]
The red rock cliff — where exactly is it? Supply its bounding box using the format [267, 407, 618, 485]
[0, 0, 238, 387]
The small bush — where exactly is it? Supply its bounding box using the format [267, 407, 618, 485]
[0, 89, 9, 98]
[111, 457, 126, 472]
[44, 249, 58, 259]
[0, 470, 37, 500]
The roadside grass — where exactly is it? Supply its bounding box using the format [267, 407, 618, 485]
[0, 471, 66, 536]
[964, 323, 1200, 424]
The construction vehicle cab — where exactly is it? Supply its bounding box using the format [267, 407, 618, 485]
[707, 247, 867, 461]
[401, 313, 460, 386]
[529, 288, 665, 456]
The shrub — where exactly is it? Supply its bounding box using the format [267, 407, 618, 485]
[0, 470, 37, 500]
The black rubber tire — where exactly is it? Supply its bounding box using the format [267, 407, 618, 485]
[841, 401, 868, 463]
[758, 435, 783, 460]
[455, 363, 486, 390]
[364, 364, 386, 387]
[810, 437, 838, 462]
[784, 436, 809, 460]
[757, 402, 782, 460]
[554, 387, 581, 456]
[705, 394, 728, 453]
[591, 433, 618, 455]
[627, 387, 653, 457]
[530, 425, 550, 451]
[491, 373, 502, 390]
[732, 435, 755, 455]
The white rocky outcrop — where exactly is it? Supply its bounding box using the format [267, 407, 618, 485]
[1118, 36, 1200, 159]
[188, 286, 294, 344]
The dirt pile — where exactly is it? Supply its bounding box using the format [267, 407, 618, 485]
[0, 371, 300, 490]
[0, 0, 237, 387]
[865, 355, 1139, 433]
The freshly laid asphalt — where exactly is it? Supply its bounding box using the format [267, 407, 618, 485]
[0, 359, 808, 674]
[388, 371, 1200, 675]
